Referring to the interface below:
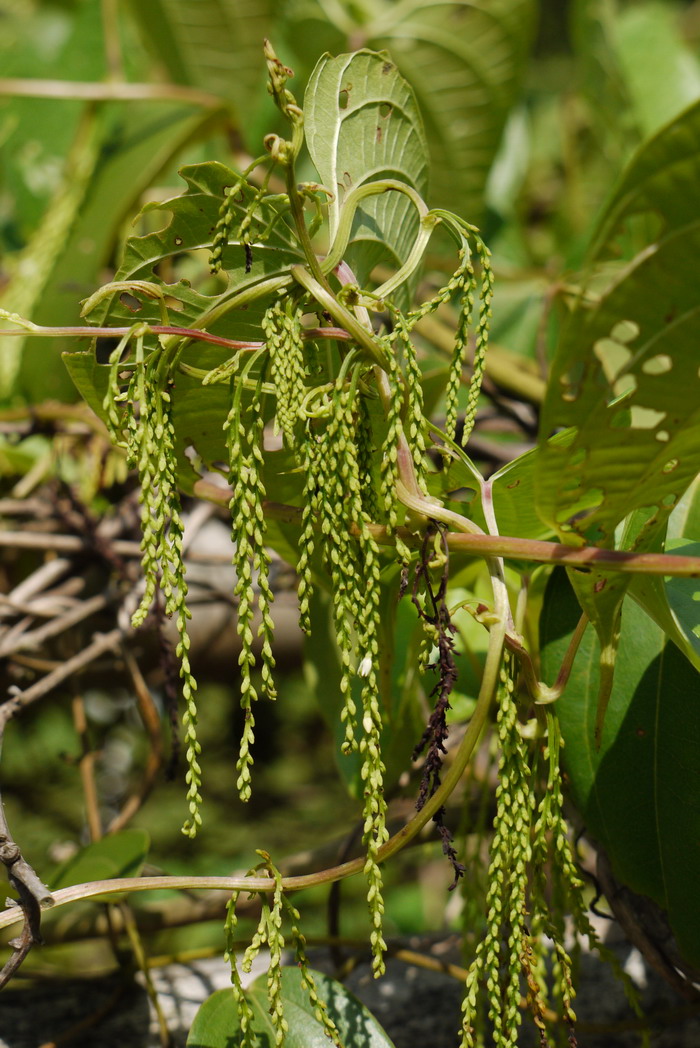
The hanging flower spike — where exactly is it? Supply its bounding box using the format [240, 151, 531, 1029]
[264, 298, 307, 448]
[226, 351, 277, 803]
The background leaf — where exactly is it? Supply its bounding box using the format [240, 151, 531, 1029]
[186, 965, 396, 1047]
[123, 0, 273, 148]
[608, 1, 700, 140]
[288, 0, 536, 221]
[17, 103, 225, 403]
[591, 96, 700, 261]
[540, 571, 700, 968]
[534, 99, 700, 711]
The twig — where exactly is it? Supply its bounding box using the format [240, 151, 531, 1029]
[2, 629, 123, 717]
[106, 647, 164, 834]
[1, 557, 72, 607]
[0, 629, 124, 981]
[0, 797, 53, 989]
[0, 531, 243, 564]
[0, 78, 224, 109]
[71, 694, 103, 842]
[0, 593, 110, 658]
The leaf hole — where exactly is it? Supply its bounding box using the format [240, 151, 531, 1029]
[610, 320, 640, 343]
[642, 354, 672, 376]
[655, 429, 670, 442]
[338, 88, 350, 109]
[594, 338, 632, 383]
[379, 102, 392, 118]
[611, 373, 637, 400]
[662, 458, 679, 474]
[629, 406, 666, 430]
[119, 292, 142, 312]
[559, 360, 584, 402]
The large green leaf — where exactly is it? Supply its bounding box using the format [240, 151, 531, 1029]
[609, 2, 700, 141]
[540, 572, 700, 968]
[630, 473, 700, 672]
[535, 100, 700, 722]
[304, 48, 428, 286]
[75, 161, 303, 479]
[84, 160, 302, 330]
[290, 0, 536, 221]
[187, 966, 396, 1047]
[591, 98, 700, 260]
[123, 0, 273, 147]
[537, 237, 700, 550]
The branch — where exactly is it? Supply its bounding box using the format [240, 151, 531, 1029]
[0, 794, 53, 988]
[191, 483, 700, 578]
[0, 78, 225, 109]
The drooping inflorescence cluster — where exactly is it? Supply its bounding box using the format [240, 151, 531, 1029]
[460, 656, 534, 1048]
[103, 335, 202, 837]
[223, 350, 277, 803]
[225, 855, 344, 1048]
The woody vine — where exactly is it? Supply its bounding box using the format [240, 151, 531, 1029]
[2, 40, 700, 1047]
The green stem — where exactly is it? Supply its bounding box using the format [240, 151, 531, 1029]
[322, 179, 433, 287]
[291, 265, 389, 370]
[189, 484, 700, 579]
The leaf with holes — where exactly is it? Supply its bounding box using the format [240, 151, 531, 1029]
[73, 161, 303, 482]
[535, 126, 700, 731]
[304, 48, 428, 288]
[83, 160, 302, 333]
[540, 571, 700, 969]
[591, 98, 700, 261]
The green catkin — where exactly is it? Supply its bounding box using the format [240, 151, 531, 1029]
[395, 313, 428, 484]
[265, 870, 289, 1046]
[298, 381, 388, 972]
[209, 156, 272, 274]
[379, 348, 404, 531]
[225, 355, 277, 802]
[281, 895, 344, 1047]
[314, 399, 361, 752]
[123, 351, 201, 836]
[334, 386, 388, 974]
[461, 239, 493, 446]
[530, 711, 646, 1045]
[356, 395, 381, 520]
[444, 249, 477, 444]
[460, 656, 534, 1048]
[224, 895, 256, 1048]
[264, 300, 307, 447]
[403, 228, 492, 446]
[296, 418, 322, 635]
